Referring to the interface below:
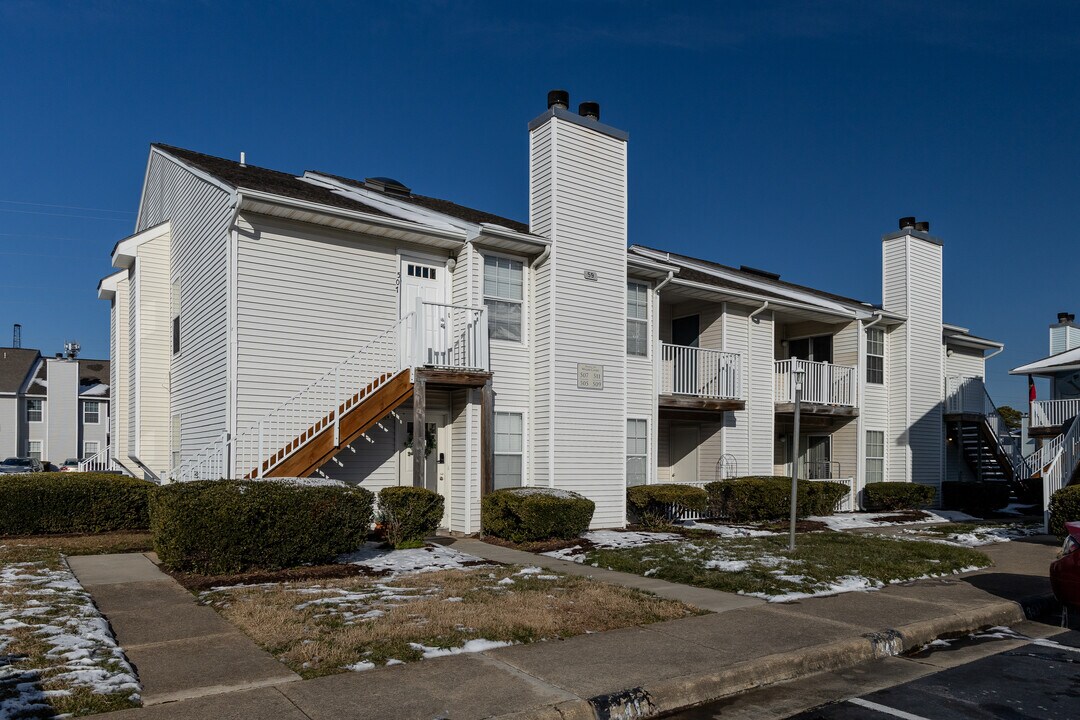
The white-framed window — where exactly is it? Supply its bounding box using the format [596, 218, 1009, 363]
[627, 281, 649, 357]
[28, 440, 42, 461]
[83, 400, 101, 425]
[866, 327, 884, 384]
[171, 414, 181, 470]
[171, 281, 181, 355]
[26, 398, 43, 423]
[483, 255, 524, 342]
[494, 411, 523, 490]
[626, 419, 648, 486]
[83, 441, 100, 458]
[865, 430, 885, 484]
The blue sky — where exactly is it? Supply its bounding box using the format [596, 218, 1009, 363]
[1, 1, 1077, 408]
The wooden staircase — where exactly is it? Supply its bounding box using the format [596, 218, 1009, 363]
[956, 419, 1013, 484]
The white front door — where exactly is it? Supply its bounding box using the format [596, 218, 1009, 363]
[399, 412, 451, 527]
[670, 424, 700, 483]
[400, 256, 449, 365]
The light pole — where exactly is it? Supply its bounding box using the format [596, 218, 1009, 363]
[789, 362, 805, 552]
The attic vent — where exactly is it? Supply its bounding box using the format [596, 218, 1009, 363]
[365, 176, 411, 196]
[739, 265, 781, 281]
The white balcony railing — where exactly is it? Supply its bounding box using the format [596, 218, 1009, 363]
[774, 359, 857, 407]
[407, 301, 489, 371]
[1031, 399, 1080, 428]
[660, 343, 742, 400]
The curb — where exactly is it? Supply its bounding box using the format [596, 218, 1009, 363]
[491, 599, 1028, 720]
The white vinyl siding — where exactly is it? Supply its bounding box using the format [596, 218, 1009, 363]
[945, 346, 985, 380]
[866, 430, 885, 484]
[866, 327, 884, 385]
[484, 255, 524, 342]
[131, 231, 172, 475]
[494, 411, 523, 490]
[626, 419, 647, 486]
[171, 281, 181, 356]
[26, 399, 42, 423]
[83, 401, 101, 424]
[626, 281, 648, 357]
[28, 440, 42, 461]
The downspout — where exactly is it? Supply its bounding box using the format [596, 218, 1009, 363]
[746, 300, 770, 473]
[652, 271, 674, 485]
[748, 300, 770, 322]
[856, 312, 882, 506]
[226, 191, 243, 478]
[984, 346, 1005, 362]
[654, 270, 674, 294]
[530, 244, 551, 269]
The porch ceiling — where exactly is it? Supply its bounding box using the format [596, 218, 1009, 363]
[774, 402, 859, 418]
[659, 395, 745, 418]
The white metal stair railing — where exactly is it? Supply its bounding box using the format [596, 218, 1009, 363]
[944, 376, 1031, 480]
[1042, 417, 1080, 531]
[774, 359, 857, 407]
[1028, 433, 1064, 478]
[660, 344, 742, 399]
[77, 445, 119, 473]
[1031, 398, 1080, 429]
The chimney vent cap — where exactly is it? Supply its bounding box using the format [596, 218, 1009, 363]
[578, 101, 600, 121]
[1058, 312, 1074, 324]
[547, 90, 570, 110]
[914, 220, 930, 232]
[898, 216, 916, 230]
[364, 177, 411, 196]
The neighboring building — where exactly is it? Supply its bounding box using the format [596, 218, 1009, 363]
[0, 347, 111, 465]
[100, 93, 1008, 530]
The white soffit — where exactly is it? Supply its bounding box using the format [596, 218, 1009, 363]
[111, 221, 171, 269]
[97, 269, 126, 300]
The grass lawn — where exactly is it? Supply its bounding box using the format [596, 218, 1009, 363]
[584, 531, 990, 600]
[202, 564, 699, 678]
[1, 532, 152, 718]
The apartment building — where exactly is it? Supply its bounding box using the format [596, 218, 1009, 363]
[99, 92, 1006, 531]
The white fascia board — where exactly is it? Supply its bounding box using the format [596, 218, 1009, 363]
[237, 189, 468, 247]
[1010, 346, 1080, 375]
[627, 254, 681, 278]
[97, 269, 126, 300]
[111, 221, 171, 269]
[669, 277, 864, 320]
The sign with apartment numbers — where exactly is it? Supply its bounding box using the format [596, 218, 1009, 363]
[583, 270, 598, 281]
[577, 363, 604, 390]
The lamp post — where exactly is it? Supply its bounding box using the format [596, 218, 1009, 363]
[789, 361, 806, 552]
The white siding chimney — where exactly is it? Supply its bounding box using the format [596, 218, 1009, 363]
[528, 94, 629, 528]
[882, 219, 943, 492]
[1050, 313, 1080, 355]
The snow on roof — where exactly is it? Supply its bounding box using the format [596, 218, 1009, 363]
[80, 383, 110, 397]
[1010, 345, 1080, 375]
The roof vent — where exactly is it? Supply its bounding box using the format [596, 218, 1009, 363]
[898, 216, 916, 230]
[1058, 312, 1075, 324]
[740, 265, 781, 281]
[914, 220, 930, 232]
[364, 177, 411, 196]
[579, 101, 600, 121]
[547, 90, 569, 110]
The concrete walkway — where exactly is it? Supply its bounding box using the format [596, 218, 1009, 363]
[443, 536, 763, 613]
[88, 537, 1059, 720]
[67, 553, 298, 705]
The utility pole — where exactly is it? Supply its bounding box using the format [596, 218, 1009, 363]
[789, 362, 805, 552]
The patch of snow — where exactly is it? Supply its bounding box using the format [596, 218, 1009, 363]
[704, 559, 750, 572]
[497, 578, 514, 586]
[496, 486, 586, 500]
[79, 383, 110, 397]
[343, 660, 376, 672]
[746, 574, 882, 602]
[339, 542, 491, 577]
[676, 520, 777, 537]
[385, 658, 405, 666]
[808, 510, 976, 531]
[542, 530, 681, 563]
[408, 639, 514, 658]
[900, 523, 1043, 548]
[262, 476, 348, 488]
[515, 566, 543, 576]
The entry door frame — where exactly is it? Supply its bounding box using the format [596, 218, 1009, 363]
[398, 252, 449, 318]
[787, 432, 833, 479]
[399, 410, 452, 527]
[669, 422, 700, 484]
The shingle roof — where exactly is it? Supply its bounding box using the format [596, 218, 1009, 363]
[79, 359, 110, 396]
[153, 145, 393, 219]
[0, 348, 39, 394]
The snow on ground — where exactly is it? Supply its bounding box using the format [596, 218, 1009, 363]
[543, 530, 682, 562]
[900, 523, 1044, 547]
[338, 542, 492, 576]
[675, 520, 777, 537]
[408, 638, 515, 658]
[0, 558, 140, 717]
[808, 510, 977, 531]
[744, 565, 987, 603]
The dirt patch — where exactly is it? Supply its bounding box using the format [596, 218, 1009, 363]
[869, 510, 931, 524]
[168, 562, 386, 592]
[742, 520, 829, 533]
[481, 535, 590, 554]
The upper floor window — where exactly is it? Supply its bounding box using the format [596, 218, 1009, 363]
[483, 256, 523, 342]
[626, 282, 649, 357]
[171, 281, 181, 355]
[83, 401, 101, 425]
[866, 327, 884, 384]
[26, 398, 43, 423]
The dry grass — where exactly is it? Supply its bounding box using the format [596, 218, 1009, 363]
[0, 532, 154, 566]
[204, 565, 698, 677]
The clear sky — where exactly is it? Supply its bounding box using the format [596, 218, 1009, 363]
[1, 1, 1076, 408]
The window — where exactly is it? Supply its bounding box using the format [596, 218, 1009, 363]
[483, 255, 524, 342]
[83, 441, 100, 458]
[83, 401, 100, 424]
[171, 281, 181, 355]
[866, 327, 884, 384]
[28, 440, 42, 461]
[494, 412, 523, 489]
[26, 398, 42, 423]
[626, 419, 648, 486]
[866, 430, 885, 484]
[406, 263, 437, 280]
[626, 282, 649, 357]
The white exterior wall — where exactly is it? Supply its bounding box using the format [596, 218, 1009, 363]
[109, 278, 137, 474]
[0, 396, 17, 458]
[45, 359, 79, 464]
[130, 234, 172, 476]
[139, 152, 234, 466]
[529, 110, 628, 528]
[78, 398, 110, 457]
[945, 346, 985, 380]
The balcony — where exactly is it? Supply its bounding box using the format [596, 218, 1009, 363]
[1030, 398, 1080, 432]
[659, 343, 744, 413]
[774, 359, 858, 416]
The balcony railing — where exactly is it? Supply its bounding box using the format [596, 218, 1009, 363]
[774, 359, 857, 407]
[1030, 399, 1080, 429]
[660, 343, 742, 400]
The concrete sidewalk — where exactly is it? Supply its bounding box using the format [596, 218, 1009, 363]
[90, 536, 1059, 720]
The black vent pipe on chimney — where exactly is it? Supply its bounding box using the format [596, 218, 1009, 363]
[899, 216, 916, 230]
[547, 90, 569, 110]
[579, 101, 600, 121]
[1059, 312, 1073, 324]
[914, 220, 930, 232]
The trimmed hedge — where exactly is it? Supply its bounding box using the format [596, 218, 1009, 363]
[0, 472, 152, 535]
[705, 476, 849, 522]
[626, 484, 708, 528]
[149, 480, 375, 574]
[940, 481, 1011, 517]
[862, 482, 936, 512]
[1049, 485, 1080, 538]
[482, 488, 595, 543]
[378, 486, 444, 549]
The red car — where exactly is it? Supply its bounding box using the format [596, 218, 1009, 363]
[1050, 521, 1080, 607]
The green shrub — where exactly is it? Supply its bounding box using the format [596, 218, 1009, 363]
[1049, 485, 1080, 538]
[149, 480, 374, 574]
[482, 488, 595, 543]
[378, 486, 444, 549]
[626, 484, 708, 528]
[940, 481, 1011, 517]
[704, 476, 849, 522]
[863, 482, 936, 511]
[0, 472, 152, 535]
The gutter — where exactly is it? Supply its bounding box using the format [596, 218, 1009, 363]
[669, 278, 861, 321]
[530, 244, 551, 269]
[985, 346, 1005, 362]
[655, 270, 674, 294]
[748, 300, 770, 322]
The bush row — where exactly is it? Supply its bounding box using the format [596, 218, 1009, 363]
[705, 477, 849, 522]
[481, 487, 595, 542]
[1049, 485, 1080, 538]
[862, 482, 936, 511]
[0, 472, 153, 535]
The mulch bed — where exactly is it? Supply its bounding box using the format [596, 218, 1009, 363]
[480, 535, 588, 554]
[168, 562, 388, 592]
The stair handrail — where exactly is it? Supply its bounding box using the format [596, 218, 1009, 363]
[169, 314, 411, 482]
[946, 376, 1030, 479]
[1043, 416, 1080, 531]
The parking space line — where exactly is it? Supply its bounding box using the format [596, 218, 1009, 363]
[849, 698, 935, 720]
